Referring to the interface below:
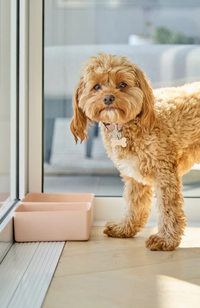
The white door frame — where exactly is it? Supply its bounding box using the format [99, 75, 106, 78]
[28, 0, 44, 194]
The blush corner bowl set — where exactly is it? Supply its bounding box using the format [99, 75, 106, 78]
[14, 193, 95, 242]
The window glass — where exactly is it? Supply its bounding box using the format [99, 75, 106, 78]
[0, 0, 11, 210]
[44, 0, 200, 196]
[0, 0, 17, 216]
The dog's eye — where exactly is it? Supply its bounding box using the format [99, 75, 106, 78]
[117, 82, 127, 89]
[94, 84, 101, 91]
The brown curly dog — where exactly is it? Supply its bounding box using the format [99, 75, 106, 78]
[70, 52, 200, 251]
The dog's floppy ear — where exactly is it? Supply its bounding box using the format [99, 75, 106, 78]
[135, 68, 156, 133]
[70, 80, 88, 143]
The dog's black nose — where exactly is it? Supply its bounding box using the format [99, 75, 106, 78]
[103, 95, 115, 105]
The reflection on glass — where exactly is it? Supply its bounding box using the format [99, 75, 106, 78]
[44, 0, 200, 196]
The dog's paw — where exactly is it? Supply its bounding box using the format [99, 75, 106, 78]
[103, 221, 136, 238]
[145, 234, 180, 251]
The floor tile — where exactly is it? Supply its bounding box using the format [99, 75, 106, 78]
[43, 227, 200, 308]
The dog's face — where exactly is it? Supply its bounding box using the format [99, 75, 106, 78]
[70, 53, 156, 143]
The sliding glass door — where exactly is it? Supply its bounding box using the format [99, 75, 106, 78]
[0, 0, 18, 220]
[0, 0, 18, 263]
[43, 0, 200, 197]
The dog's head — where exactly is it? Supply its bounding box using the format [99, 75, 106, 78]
[70, 53, 156, 143]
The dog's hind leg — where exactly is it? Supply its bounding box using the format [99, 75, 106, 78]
[145, 172, 187, 251]
[103, 178, 153, 238]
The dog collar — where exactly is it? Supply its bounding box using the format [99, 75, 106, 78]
[103, 122, 127, 148]
[103, 122, 124, 132]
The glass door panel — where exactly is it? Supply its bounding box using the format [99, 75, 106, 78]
[43, 0, 200, 196]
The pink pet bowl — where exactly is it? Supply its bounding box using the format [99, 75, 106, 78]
[14, 193, 94, 242]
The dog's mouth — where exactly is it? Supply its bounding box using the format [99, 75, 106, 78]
[100, 107, 124, 113]
[98, 106, 127, 123]
[106, 107, 116, 111]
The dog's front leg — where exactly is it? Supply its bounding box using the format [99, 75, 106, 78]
[145, 173, 187, 251]
[103, 179, 153, 238]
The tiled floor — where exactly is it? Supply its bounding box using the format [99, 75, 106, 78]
[42, 227, 200, 308]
